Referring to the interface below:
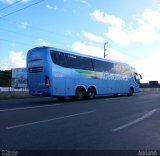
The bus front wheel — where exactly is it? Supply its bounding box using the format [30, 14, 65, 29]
[128, 87, 134, 96]
[75, 87, 85, 100]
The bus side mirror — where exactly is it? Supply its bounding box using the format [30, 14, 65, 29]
[139, 74, 142, 79]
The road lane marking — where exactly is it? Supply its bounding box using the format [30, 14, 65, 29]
[6, 110, 96, 130]
[0, 104, 61, 112]
[112, 109, 158, 132]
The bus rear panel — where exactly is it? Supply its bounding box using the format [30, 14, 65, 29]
[27, 47, 52, 96]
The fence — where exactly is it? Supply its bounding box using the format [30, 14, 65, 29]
[0, 87, 31, 99]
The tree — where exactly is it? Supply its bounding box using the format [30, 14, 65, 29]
[0, 70, 12, 87]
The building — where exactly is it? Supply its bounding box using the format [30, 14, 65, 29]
[12, 68, 27, 88]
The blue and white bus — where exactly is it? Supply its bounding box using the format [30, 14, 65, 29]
[27, 46, 142, 100]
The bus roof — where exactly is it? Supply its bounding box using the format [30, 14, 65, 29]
[28, 46, 130, 66]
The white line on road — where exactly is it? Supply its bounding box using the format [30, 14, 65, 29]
[112, 109, 158, 132]
[0, 104, 61, 112]
[6, 110, 96, 130]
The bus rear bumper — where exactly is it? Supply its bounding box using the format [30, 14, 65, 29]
[29, 89, 50, 96]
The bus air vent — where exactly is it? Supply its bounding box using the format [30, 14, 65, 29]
[29, 67, 43, 73]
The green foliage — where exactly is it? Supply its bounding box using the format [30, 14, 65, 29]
[0, 70, 12, 87]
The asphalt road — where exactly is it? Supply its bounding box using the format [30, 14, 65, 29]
[0, 92, 160, 154]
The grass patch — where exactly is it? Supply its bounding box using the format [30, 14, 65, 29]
[0, 91, 34, 100]
[0, 96, 34, 100]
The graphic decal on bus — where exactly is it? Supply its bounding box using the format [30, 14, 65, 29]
[76, 69, 129, 81]
[75, 69, 99, 79]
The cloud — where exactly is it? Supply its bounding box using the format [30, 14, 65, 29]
[132, 52, 160, 83]
[37, 39, 50, 46]
[104, 27, 130, 45]
[72, 41, 129, 62]
[19, 21, 28, 29]
[91, 9, 160, 45]
[84, 32, 104, 43]
[142, 8, 160, 28]
[0, 62, 10, 70]
[106, 48, 129, 62]
[46, 4, 58, 10]
[0, 0, 30, 4]
[90, 9, 125, 28]
[79, 0, 90, 6]
[72, 41, 103, 57]
[62, 0, 90, 6]
[21, 0, 30, 3]
[0, 0, 16, 4]
[9, 51, 25, 67]
[0, 51, 26, 70]
[129, 23, 160, 44]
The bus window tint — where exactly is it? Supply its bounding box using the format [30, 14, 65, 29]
[112, 63, 132, 76]
[105, 62, 114, 73]
[93, 60, 104, 72]
[76, 56, 93, 71]
[50, 50, 132, 76]
[93, 59, 114, 73]
[50, 50, 93, 71]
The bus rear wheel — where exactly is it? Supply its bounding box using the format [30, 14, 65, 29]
[75, 87, 85, 100]
[87, 87, 96, 99]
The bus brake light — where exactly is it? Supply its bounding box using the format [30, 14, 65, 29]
[45, 75, 50, 88]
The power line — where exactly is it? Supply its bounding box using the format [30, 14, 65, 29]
[0, 27, 50, 41]
[0, 0, 22, 12]
[0, 27, 76, 47]
[0, 0, 45, 19]
[0, 38, 35, 47]
[0, 18, 86, 44]
[0, 18, 73, 39]
[0, 35, 73, 49]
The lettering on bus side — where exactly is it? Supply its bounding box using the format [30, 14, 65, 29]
[102, 72, 128, 81]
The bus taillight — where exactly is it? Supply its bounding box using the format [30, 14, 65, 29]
[45, 75, 50, 88]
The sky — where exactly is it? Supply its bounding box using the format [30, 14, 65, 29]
[0, 0, 160, 83]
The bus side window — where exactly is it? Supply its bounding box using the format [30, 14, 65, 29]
[52, 52, 58, 64]
[94, 60, 104, 72]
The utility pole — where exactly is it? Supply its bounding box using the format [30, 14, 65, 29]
[104, 42, 108, 58]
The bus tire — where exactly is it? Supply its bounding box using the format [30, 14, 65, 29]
[87, 87, 96, 99]
[128, 87, 134, 96]
[75, 87, 85, 100]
